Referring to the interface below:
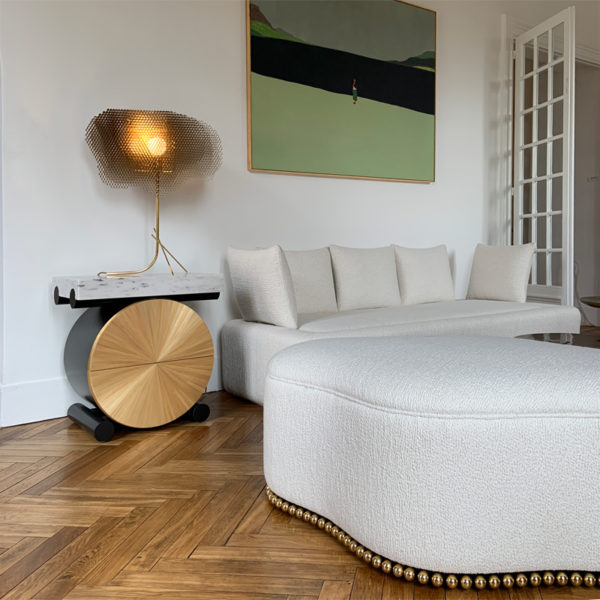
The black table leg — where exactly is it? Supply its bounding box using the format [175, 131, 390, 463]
[67, 403, 115, 442]
[186, 401, 210, 422]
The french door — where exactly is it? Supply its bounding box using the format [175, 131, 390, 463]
[512, 7, 575, 305]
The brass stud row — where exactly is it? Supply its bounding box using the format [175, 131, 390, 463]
[265, 487, 599, 590]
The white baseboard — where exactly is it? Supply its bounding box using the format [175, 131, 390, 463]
[0, 377, 81, 427]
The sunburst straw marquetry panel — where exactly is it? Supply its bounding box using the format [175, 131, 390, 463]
[264, 488, 600, 592]
[88, 300, 214, 428]
[89, 300, 213, 371]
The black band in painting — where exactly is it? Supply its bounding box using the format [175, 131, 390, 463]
[250, 36, 435, 116]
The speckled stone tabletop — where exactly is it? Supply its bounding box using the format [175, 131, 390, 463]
[52, 273, 223, 302]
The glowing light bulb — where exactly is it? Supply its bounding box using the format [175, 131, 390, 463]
[147, 136, 167, 157]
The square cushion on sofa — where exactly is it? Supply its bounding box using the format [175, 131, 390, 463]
[227, 245, 298, 328]
[284, 248, 337, 314]
[394, 245, 455, 304]
[467, 243, 535, 303]
[329, 245, 400, 311]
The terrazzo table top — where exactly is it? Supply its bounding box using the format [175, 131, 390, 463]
[52, 273, 223, 307]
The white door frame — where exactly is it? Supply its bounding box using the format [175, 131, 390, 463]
[497, 13, 600, 251]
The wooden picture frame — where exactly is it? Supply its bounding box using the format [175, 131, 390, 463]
[246, 0, 437, 183]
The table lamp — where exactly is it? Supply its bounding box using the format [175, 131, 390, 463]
[86, 109, 222, 278]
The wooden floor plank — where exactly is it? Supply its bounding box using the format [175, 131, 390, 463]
[22, 447, 114, 496]
[222, 414, 262, 449]
[447, 588, 475, 600]
[64, 586, 287, 600]
[0, 452, 92, 498]
[382, 576, 414, 600]
[163, 479, 248, 558]
[509, 586, 542, 600]
[4, 517, 121, 600]
[112, 570, 324, 595]
[0, 537, 47, 575]
[235, 483, 275, 534]
[141, 429, 205, 469]
[318, 580, 353, 600]
[0, 522, 63, 538]
[414, 581, 445, 599]
[0, 501, 133, 526]
[0, 391, 597, 600]
[123, 492, 214, 572]
[34, 507, 155, 597]
[537, 587, 600, 599]
[0, 458, 58, 492]
[0, 534, 25, 547]
[80, 500, 188, 585]
[193, 475, 265, 546]
[349, 566, 385, 600]
[152, 555, 357, 581]
[189, 545, 362, 566]
[11, 417, 70, 440]
[84, 434, 185, 481]
[478, 587, 511, 599]
[227, 531, 353, 553]
[0, 527, 85, 597]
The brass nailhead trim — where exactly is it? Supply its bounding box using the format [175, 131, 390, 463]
[265, 487, 599, 589]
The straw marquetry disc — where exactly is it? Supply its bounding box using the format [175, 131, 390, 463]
[88, 299, 213, 428]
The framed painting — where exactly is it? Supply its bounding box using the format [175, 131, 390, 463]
[246, 0, 436, 183]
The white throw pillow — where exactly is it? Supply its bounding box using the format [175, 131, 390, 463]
[284, 248, 337, 315]
[227, 246, 298, 328]
[394, 245, 455, 304]
[329, 245, 401, 311]
[467, 243, 535, 303]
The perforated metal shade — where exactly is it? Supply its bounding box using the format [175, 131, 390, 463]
[85, 109, 222, 189]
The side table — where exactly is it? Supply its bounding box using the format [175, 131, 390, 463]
[517, 331, 600, 349]
[52, 273, 223, 441]
[581, 296, 600, 309]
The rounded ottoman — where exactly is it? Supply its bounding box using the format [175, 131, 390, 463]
[263, 336, 600, 590]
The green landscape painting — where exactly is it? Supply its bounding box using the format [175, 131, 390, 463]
[247, 0, 436, 182]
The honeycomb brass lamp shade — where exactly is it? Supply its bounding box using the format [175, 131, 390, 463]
[85, 109, 223, 277]
[85, 109, 223, 189]
[88, 299, 214, 429]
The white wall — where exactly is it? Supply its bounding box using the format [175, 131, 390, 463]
[0, 0, 598, 426]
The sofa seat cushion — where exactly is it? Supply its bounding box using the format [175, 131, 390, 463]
[298, 299, 580, 334]
[222, 301, 580, 404]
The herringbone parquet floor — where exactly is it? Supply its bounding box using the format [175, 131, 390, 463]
[0, 391, 598, 600]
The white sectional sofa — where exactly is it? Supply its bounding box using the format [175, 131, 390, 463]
[222, 244, 580, 404]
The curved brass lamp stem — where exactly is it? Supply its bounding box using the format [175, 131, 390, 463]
[98, 169, 186, 278]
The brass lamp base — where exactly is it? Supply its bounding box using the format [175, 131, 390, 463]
[98, 229, 188, 279]
[98, 172, 188, 278]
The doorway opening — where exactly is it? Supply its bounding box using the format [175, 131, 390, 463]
[574, 60, 600, 325]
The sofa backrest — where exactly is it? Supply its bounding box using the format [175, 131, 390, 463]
[284, 248, 337, 314]
[227, 244, 456, 328]
[227, 246, 298, 329]
[329, 245, 401, 311]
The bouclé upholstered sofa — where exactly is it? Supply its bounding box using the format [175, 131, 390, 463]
[222, 243, 580, 403]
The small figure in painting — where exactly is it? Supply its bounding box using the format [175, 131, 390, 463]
[352, 78, 358, 104]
